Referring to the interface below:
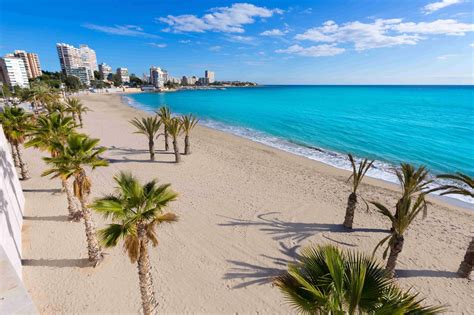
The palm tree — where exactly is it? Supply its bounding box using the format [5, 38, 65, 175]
[26, 113, 82, 221]
[91, 172, 178, 315]
[44, 101, 67, 115]
[165, 117, 182, 163]
[27, 83, 58, 114]
[43, 134, 108, 264]
[372, 164, 433, 276]
[343, 154, 374, 229]
[0, 106, 32, 179]
[180, 114, 199, 155]
[65, 97, 90, 127]
[274, 244, 444, 314]
[130, 116, 162, 161]
[437, 173, 473, 279]
[156, 106, 171, 151]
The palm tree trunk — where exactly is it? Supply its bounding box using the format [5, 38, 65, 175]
[172, 138, 181, 163]
[343, 192, 357, 229]
[76, 174, 103, 264]
[10, 142, 20, 167]
[15, 144, 30, 180]
[62, 178, 82, 222]
[386, 234, 404, 277]
[137, 224, 157, 315]
[184, 135, 190, 155]
[80, 196, 103, 264]
[164, 128, 169, 151]
[457, 237, 473, 279]
[72, 112, 77, 124]
[78, 113, 83, 128]
[148, 138, 155, 161]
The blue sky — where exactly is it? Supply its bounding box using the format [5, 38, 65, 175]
[1, 0, 473, 84]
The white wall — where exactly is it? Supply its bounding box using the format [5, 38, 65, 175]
[0, 125, 25, 279]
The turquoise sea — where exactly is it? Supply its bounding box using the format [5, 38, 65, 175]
[125, 85, 474, 206]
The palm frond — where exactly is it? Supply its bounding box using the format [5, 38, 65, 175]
[274, 245, 444, 314]
[91, 171, 179, 263]
[347, 154, 374, 193]
[180, 114, 199, 135]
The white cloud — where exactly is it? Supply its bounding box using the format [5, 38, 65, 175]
[422, 0, 462, 14]
[276, 44, 345, 57]
[179, 40, 191, 44]
[294, 19, 474, 51]
[148, 43, 167, 48]
[260, 28, 288, 36]
[470, 43, 474, 47]
[226, 35, 255, 43]
[82, 23, 159, 38]
[295, 19, 420, 51]
[392, 19, 474, 36]
[158, 3, 282, 33]
[209, 45, 222, 51]
[436, 54, 459, 60]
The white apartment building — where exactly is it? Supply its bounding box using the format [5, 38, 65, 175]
[56, 43, 97, 85]
[56, 43, 81, 74]
[69, 67, 90, 86]
[117, 67, 130, 83]
[98, 63, 112, 79]
[150, 66, 167, 88]
[12, 50, 42, 79]
[205, 70, 215, 84]
[79, 45, 98, 78]
[182, 75, 197, 85]
[0, 55, 30, 88]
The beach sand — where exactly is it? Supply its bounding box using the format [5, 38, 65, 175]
[21, 93, 474, 314]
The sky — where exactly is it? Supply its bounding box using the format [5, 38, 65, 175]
[0, 0, 473, 84]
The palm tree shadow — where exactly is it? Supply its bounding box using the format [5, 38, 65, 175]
[23, 215, 69, 222]
[224, 242, 301, 289]
[22, 258, 91, 268]
[396, 269, 459, 279]
[107, 158, 175, 164]
[107, 146, 174, 156]
[219, 212, 388, 243]
[23, 188, 62, 194]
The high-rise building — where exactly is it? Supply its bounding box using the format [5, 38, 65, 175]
[69, 67, 90, 86]
[13, 50, 43, 79]
[79, 45, 97, 78]
[98, 63, 112, 79]
[27, 53, 42, 78]
[12, 50, 42, 79]
[205, 70, 215, 84]
[56, 43, 97, 85]
[197, 77, 208, 85]
[117, 67, 130, 83]
[182, 76, 197, 85]
[56, 43, 81, 74]
[12, 51, 31, 78]
[150, 66, 167, 88]
[0, 54, 30, 88]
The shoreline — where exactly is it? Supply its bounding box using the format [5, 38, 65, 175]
[121, 92, 473, 211]
[21, 93, 474, 313]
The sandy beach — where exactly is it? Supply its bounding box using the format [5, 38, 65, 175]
[21, 93, 473, 314]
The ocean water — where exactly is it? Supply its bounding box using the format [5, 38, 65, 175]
[125, 85, 474, 206]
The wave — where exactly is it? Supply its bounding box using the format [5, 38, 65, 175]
[121, 95, 473, 209]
